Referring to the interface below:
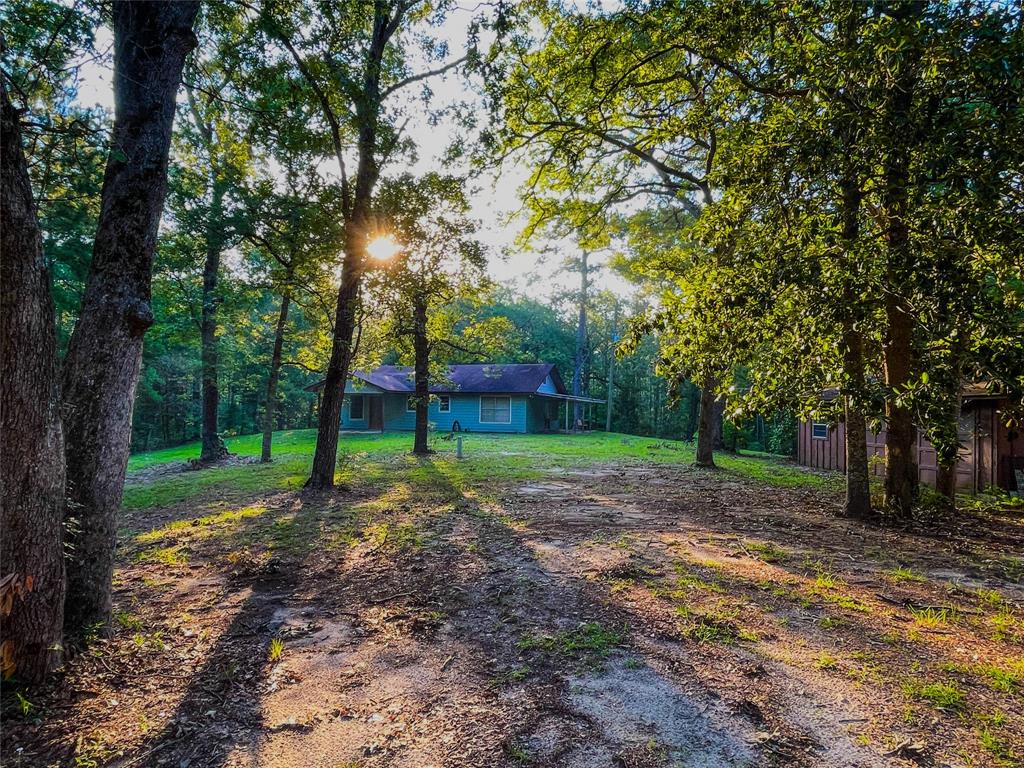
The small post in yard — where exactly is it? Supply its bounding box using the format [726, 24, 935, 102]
[456, 436, 463, 458]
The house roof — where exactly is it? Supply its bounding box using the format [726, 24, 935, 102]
[310, 363, 567, 395]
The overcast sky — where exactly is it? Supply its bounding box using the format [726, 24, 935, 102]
[74, 15, 636, 307]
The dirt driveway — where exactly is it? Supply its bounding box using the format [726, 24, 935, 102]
[4, 459, 1022, 768]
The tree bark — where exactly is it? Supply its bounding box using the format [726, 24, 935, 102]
[0, 81, 67, 684]
[60, 1, 199, 637]
[837, 151, 872, 519]
[306, 5, 391, 489]
[695, 377, 718, 468]
[879, 1, 924, 517]
[261, 290, 291, 462]
[841, 325, 873, 520]
[412, 293, 430, 455]
[572, 252, 588, 429]
[200, 182, 228, 461]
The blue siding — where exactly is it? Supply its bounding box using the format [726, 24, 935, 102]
[378, 393, 531, 433]
[340, 394, 372, 429]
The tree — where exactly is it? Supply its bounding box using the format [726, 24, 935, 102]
[60, 1, 199, 637]
[177, 8, 254, 462]
[1, 76, 67, 684]
[494, 3, 733, 467]
[370, 173, 488, 455]
[243, 165, 344, 462]
[252, 0, 482, 488]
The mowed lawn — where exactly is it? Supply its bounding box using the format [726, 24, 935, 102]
[123, 429, 833, 510]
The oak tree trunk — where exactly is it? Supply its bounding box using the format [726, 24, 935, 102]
[307, 12, 389, 489]
[200, 183, 228, 462]
[695, 378, 718, 468]
[61, 1, 199, 637]
[879, 1, 924, 518]
[261, 291, 291, 462]
[842, 330, 873, 519]
[412, 293, 430, 456]
[838, 158, 872, 519]
[0, 81, 67, 684]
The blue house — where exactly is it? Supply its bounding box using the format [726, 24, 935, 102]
[327, 363, 602, 434]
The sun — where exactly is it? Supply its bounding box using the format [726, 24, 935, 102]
[366, 234, 402, 262]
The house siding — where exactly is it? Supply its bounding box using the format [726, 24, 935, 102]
[378, 393, 531, 433]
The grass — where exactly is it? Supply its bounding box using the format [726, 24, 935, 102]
[910, 606, 956, 629]
[903, 680, 968, 713]
[883, 566, 927, 583]
[517, 621, 623, 663]
[123, 430, 829, 511]
[268, 637, 285, 663]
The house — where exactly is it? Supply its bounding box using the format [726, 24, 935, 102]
[314, 363, 604, 434]
[797, 388, 1021, 493]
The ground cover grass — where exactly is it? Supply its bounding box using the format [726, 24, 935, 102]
[124, 429, 831, 511]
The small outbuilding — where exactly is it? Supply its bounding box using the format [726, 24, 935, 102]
[797, 389, 1021, 493]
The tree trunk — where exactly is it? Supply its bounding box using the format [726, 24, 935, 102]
[412, 293, 430, 455]
[879, 1, 924, 517]
[261, 290, 291, 462]
[306, 8, 389, 489]
[60, 1, 199, 637]
[837, 151, 871, 519]
[842, 327, 873, 519]
[572, 252, 588, 430]
[695, 377, 718, 468]
[0, 82, 67, 683]
[200, 183, 228, 462]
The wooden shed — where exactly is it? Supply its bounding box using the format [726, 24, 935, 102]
[796, 391, 1020, 493]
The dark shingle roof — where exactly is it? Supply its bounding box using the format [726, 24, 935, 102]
[351, 363, 564, 394]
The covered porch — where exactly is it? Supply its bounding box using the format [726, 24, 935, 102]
[533, 392, 606, 433]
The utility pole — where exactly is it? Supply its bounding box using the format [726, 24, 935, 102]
[606, 301, 617, 432]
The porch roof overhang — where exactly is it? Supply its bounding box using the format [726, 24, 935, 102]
[533, 392, 606, 405]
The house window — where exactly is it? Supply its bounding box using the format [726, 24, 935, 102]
[480, 395, 511, 424]
[349, 395, 364, 420]
[811, 422, 829, 440]
[407, 396, 417, 412]
[437, 395, 451, 413]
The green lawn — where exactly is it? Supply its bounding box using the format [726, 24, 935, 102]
[123, 429, 834, 511]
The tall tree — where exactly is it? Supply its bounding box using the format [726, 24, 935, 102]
[370, 173, 488, 455]
[495, 3, 732, 467]
[254, 0, 479, 488]
[61, 1, 199, 636]
[0, 77, 67, 684]
[243, 166, 343, 462]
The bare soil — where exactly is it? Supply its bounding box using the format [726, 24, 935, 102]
[3, 460, 1022, 768]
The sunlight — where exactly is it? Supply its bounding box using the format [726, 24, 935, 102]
[366, 234, 402, 262]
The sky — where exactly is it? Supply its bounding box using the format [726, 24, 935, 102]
[74, 14, 636, 308]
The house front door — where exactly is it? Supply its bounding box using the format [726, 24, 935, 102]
[369, 397, 384, 431]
